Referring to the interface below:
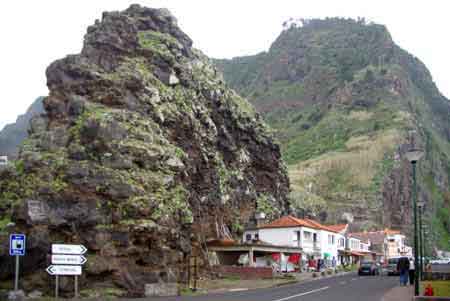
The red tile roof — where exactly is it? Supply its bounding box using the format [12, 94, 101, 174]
[349, 228, 402, 245]
[259, 216, 339, 233]
[384, 228, 401, 235]
[348, 233, 370, 244]
[206, 239, 237, 247]
[326, 224, 348, 233]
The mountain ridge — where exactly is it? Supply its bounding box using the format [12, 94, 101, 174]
[215, 17, 450, 251]
[0, 97, 45, 159]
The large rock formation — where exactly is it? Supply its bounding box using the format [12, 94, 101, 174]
[0, 5, 289, 296]
[215, 18, 450, 250]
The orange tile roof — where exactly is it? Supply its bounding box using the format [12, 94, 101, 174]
[259, 216, 339, 233]
[206, 239, 237, 247]
[348, 233, 371, 244]
[384, 228, 401, 235]
[326, 224, 348, 233]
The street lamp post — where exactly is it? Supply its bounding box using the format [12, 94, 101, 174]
[418, 201, 425, 280]
[405, 148, 424, 296]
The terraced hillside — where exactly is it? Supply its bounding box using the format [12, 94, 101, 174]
[215, 18, 450, 251]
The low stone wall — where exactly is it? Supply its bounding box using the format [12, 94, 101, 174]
[144, 283, 178, 297]
[423, 272, 450, 281]
[212, 265, 273, 279]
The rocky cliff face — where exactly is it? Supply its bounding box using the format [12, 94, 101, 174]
[0, 97, 44, 160]
[215, 18, 450, 250]
[0, 5, 289, 296]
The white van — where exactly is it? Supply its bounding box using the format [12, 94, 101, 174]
[387, 257, 401, 275]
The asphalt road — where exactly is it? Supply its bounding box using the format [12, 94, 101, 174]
[144, 273, 400, 301]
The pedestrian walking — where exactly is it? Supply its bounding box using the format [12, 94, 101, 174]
[409, 258, 415, 286]
[397, 256, 410, 286]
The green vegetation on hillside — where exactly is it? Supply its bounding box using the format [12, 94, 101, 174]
[215, 18, 450, 250]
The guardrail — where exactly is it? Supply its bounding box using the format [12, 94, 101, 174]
[414, 297, 450, 300]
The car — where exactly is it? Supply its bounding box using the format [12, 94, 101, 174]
[387, 257, 401, 276]
[358, 261, 380, 276]
[430, 258, 450, 264]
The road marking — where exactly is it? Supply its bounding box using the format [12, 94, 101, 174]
[351, 278, 358, 281]
[339, 281, 347, 285]
[271, 286, 329, 301]
[229, 288, 249, 292]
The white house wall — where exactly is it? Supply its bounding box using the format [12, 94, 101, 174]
[258, 227, 301, 247]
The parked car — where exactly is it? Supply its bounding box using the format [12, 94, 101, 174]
[430, 258, 450, 264]
[387, 257, 401, 276]
[358, 261, 380, 276]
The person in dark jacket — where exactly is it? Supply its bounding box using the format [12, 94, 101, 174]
[397, 257, 410, 286]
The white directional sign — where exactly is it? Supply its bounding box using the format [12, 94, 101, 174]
[51, 254, 87, 265]
[52, 244, 87, 255]
[46, 265, 82, 276]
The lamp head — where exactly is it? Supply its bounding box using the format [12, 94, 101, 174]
[405, 149, 424, 164]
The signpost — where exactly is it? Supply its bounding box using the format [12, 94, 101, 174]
[52, 244, 87, 255]
[47, 244, 87, 298]
[46, 265, 82, 276]
[9, 234, 26, 291]
[51, 255, 87, 265]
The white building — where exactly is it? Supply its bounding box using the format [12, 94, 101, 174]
[243, 215, 343, 266]
[349, 229, 412, 262]
[0, 156, 8, 165]
[385, 230, 412, 258]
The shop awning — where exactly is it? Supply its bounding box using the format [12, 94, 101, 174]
[350, 251, 365, 256]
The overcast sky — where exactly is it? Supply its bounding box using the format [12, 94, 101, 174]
[0, 0, 449, 130]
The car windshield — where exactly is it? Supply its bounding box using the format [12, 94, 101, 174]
[388, 258, 399, 264]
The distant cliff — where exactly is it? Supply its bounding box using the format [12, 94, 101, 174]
[0, 97, 44, 159]
[215, 18, 450, 251]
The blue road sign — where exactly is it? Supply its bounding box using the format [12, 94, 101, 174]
[9, 234, 26, 256]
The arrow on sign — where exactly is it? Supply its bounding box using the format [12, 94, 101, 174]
[52, 244, 87, 255]
[46, 265, 82, 276]
[51, 254, 87, 265]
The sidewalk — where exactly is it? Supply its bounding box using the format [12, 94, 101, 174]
[382, 285, 414, 301]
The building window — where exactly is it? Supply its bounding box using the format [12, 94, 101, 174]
[255, 233, 259, 240]
[304, 231, 312, 241]
[327, 235, 335, 245]
[246, 234, 251, 241]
